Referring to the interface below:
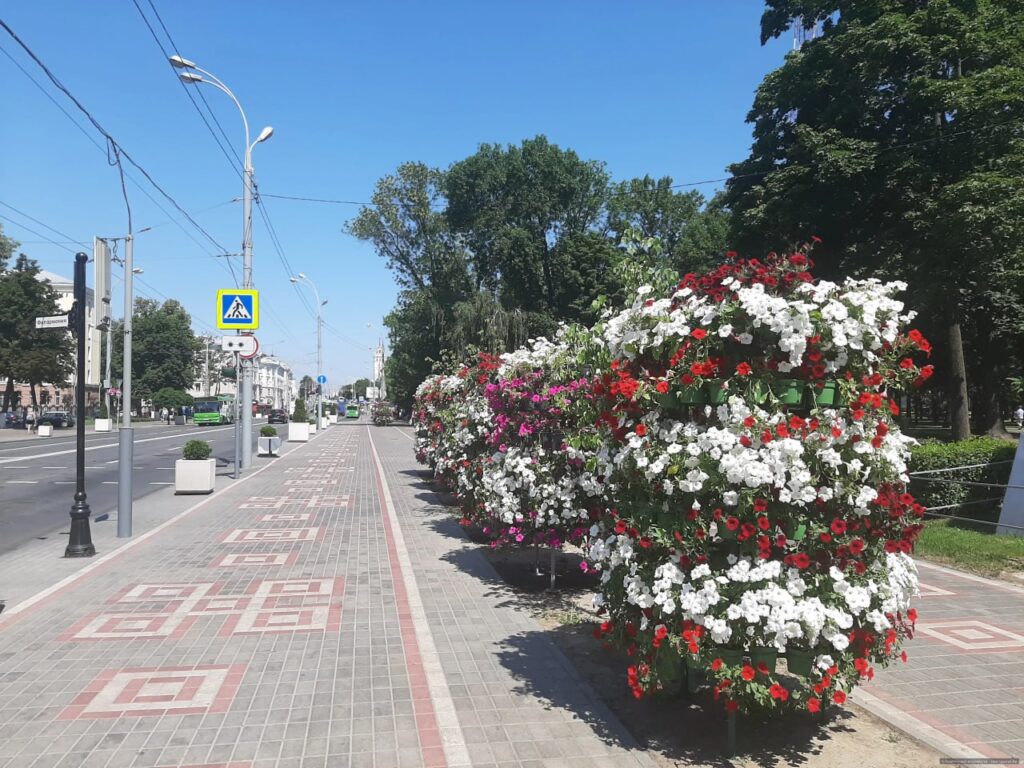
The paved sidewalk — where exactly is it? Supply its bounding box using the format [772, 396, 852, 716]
[0, 423, 653, 768]
[856, 559, 1024, 761]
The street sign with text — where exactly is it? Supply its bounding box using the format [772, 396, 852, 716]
[35, 314, 69, 329]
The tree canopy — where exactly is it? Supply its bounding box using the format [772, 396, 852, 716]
[112, 298, 200, 407]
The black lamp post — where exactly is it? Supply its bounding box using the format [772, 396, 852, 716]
[65, 253, 95, 558]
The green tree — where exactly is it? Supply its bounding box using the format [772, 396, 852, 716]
[112, 298, 200, 409]
[0, 252, 74, 410]
[351, 378, 372, 399]
[151, 388, 194, 411]
[299, 375, 316, 399]
[607, 177, 730, 275]
[445, 135, 610, 312]
[725, 0, 1024, 439]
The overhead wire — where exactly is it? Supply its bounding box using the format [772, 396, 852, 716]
[0, 19, 236, 267]
[0, 213, 78, 254]
[0, 199, 89, 247]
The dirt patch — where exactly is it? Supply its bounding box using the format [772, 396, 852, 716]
[481, 545, 944, 768]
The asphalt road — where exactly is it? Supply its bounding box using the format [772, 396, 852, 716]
[0, 422, 266, 555]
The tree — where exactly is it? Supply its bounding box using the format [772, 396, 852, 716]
[725, 0, 1024, 439]
[299, 375, 316, 399]
[291, 396, 308, 422]
[445, 135, 610, 312]
[0, 252, 73, 411]
[112, 298, 200, 409]
[607, 177, 730, 275]
[351, 378, 372, 399]
[151, 388, 194, 411]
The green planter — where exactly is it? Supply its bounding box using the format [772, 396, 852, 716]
[748, 646, 778, 672]
[768, 378, 805, 405]
[678, 385, 707, 406]
[655, 392, 680, 412]
[785, 648, 816, 677]
[814, 380, 843, 406]
[705, 380, 729, 405]
[708, 647, 745, 667]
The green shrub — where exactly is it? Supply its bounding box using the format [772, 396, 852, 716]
[260, 425, 278, 437]
[292, 397, 308, 422]
[182, 439, 212, 461]
[152, 388, 194, 411]
[909, 437, 1016, 519]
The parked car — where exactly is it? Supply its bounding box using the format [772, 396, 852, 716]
[37, 411, 74, 428]
[268, 408, 289, 424]
[2, 412, 25, 429]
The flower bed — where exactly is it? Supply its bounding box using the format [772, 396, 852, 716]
[412, 249, 932, 719]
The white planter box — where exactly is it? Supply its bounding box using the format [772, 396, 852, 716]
[320, 417, 330, 429]
[174, 458, 216, 494]
[287, 422, 310, 442]
[328, 414, 338, 425]
[94, 418, 112, 433]
[258, 436, 282, 456]
[37, 424, 53, 437]
[309, 422, 318, 435]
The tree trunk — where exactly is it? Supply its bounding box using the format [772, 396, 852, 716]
[29, 383, 38, 410]
[946, 307, 971, 441]
[976, 322, 1013, 438]
[2, 376, 13, 412]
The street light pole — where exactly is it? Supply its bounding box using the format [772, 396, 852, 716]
[289, 274, 325, 429]
[172, 55, 272, 471]
[66, 252, 95, 557]
[117, 234, 135, 538]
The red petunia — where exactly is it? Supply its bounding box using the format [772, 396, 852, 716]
[769, 683, 789, 701]
[736, 362, 752, 376]
[741, 665, 756, 681]
[753, 498, 769, 513]
[656, 380, 670, 394]
[711, 658, 723, 671]
[635, 424, 647, 437]
[807, 697, 821, 713]
[691, 328, 708, 340]
[832, 690, 847, 705]
[831, 519, 847, 535]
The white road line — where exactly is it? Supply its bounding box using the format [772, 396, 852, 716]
[42, 466, 66, 469]
[7, 480, 38, 484]
[54, 481, 73, 484]
[105, 459, 119, 464]
[0, 426, 233, 465]
[101, 481, 118, 485]
[156, 467, 173, 470]
[395, 428, 416, 442]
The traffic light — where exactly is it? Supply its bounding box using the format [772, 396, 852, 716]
[220, 367, 237, 380]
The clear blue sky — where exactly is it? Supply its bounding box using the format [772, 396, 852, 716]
[0, 2, 790, 386]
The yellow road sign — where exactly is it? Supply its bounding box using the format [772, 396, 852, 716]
[216, 289, 260, 330]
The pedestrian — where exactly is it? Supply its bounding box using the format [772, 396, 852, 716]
[166, 407, 173, 426]
[1015, 405, 1024, 429]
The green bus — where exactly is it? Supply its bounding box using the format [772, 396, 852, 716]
[194, 395, 235, 426]
[345, 403, 360, 419]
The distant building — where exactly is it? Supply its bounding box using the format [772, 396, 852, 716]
[373, 340, 387, 400]
[189, 353, 294, 412]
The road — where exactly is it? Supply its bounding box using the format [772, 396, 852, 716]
[0, 421, 264, 555]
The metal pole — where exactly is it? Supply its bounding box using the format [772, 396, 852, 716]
[234, 351, 241, 479]
[117, 235, 134, 538]
[66, 252, 96, 557]
[239, 150, 254, 469]
[205, 340, 210, 395]
[317, 311, 323, 429]
[103, 321, 112, 421]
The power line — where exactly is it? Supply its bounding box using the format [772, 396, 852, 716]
[0, 199, 88, 247]
[0, 37, 237, 284]
[261, 193, 371, 206]
[0, 19, 232, 256]
[0, 213, 78, 254]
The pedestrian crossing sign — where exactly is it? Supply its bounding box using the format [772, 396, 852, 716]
[216, 289, 260, 330]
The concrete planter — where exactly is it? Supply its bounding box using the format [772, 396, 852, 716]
[328, 414, 338, 425]
[309, 421, 318, 435]
[320, 417, 330, 430]
[37, 424, 53, 437]
[94, 418, 112, 433]
[258, 436, 282, 456]
[174, 415, 186, 426]
[174, 458, 215, 494]
[287, 422, 310, 442]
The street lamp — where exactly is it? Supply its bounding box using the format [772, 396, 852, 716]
[173, 54, 272, 471]
[290, 274, 326, 429]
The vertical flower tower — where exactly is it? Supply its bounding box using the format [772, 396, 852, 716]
[588, 251, 932, 719]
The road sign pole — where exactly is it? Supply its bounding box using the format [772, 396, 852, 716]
[65, 253, 95, 558]
[117, 234, 135, 538]
[234, 351, 242, 480]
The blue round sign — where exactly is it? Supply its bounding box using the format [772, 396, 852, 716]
[316, 375, 327, 384]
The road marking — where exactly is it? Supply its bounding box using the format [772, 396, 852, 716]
[54, 481, 73, 484]
[101, 481, 118, 485]
[149, 482, 173, 485]
[42, 466, 67, 469]
[0, 426, 234, 465]
[85, 466, 105, 469]
[7, 480, 38, 484]
[156, 467, 173, 470]
[105, 459, 119, 464]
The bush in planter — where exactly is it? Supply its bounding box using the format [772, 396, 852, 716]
[260, 425, 279, 438]
[586, 249, 931, 714]
[291, 398, 308, 423]
[182, 439, 212, 461]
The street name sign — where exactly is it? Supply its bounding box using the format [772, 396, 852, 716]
[216, 289, 259, 330]
[35, 314, 69, 329]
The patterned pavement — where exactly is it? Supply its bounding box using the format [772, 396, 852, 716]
[857, 559, 1024, 762]
[0, 423, 654, 768]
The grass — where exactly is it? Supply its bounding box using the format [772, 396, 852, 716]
[915, 519, 1024, 577]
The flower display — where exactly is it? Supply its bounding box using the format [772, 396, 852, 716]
[412, 249, 929, 717]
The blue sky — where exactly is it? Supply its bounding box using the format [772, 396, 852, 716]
[0, 2, 790, 386]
